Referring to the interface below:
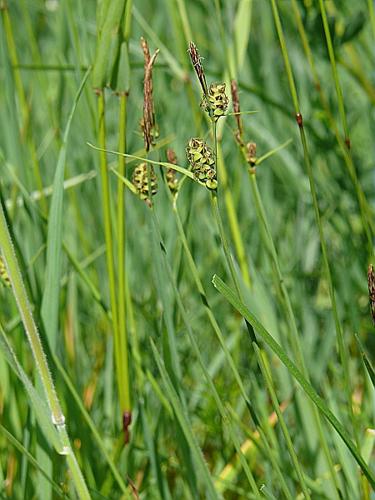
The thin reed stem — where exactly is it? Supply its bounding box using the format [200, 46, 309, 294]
[116, 92, 131, 416]
[97, 91, 125, 425]
[292, 0, 374, 262]
[216, 143, 252, 288]
[270, 0, 357, 491]
[318, 0, 348, 141]
[254, 344, 311, 499]
[1, 4, 47, 213]
[149, 206, 260, 498]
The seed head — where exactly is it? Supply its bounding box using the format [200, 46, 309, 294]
[230, 79, 243, 144]
[246, 142, 257, 167]
[166, 149, 179, 195]
[132, 163, 158, 206]
[186, 138, 217, 190]
[203, 82, 228, 121]
[0, 255, 10, 288]
[188, 42, 208, 96]
[141, 37, 159, 152]
[368, 265, 375, 324]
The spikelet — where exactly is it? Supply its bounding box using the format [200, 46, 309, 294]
[166, 149, 179, 195]
[246, 142, 257, 168]
[0, 255, 10, 288]
[230, 79, 244, 145]
[140, 37, 159, 152]
[188, 42, 208, 96]
[203, 83, 228, 121]
[186, 138, 217, 190]
[132, 163, 158, 205]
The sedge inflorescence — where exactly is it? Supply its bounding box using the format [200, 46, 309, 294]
[202, 83, 229, 122]
[186, 138, 217, 191]
[132, 163, 158, 205]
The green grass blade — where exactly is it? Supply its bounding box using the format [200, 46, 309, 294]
[0, 424, 65, 498]
[150, 339, 219, 500]
[41, 67, 91, 350]
[212, 274, 375, 488]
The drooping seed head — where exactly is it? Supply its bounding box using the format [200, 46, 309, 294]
[186, 138, 217, 190]
[132, 163, 158, 205]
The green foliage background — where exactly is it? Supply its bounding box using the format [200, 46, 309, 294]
[0, 0, 374, 498]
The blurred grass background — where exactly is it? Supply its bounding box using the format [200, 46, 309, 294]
[0, 0, 374, 498]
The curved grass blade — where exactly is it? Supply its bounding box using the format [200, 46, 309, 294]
[212, 274, 375, 488]
[87, 142, 195, 180]
[0, 323, 61, 452]
[0, 424, 65, 498]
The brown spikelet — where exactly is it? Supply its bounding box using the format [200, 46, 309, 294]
[246, 142, 257, 167]
[188, 42, 208, 96]
[141, 37, 159, 152]
[367, 265, 375, 324]
[230, 79, 243, 144]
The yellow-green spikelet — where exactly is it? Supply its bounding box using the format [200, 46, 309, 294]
[132, 163, 158, 201]
[207, 83, 228, 121]
[186, 138, 217, 190]
[0, 256, 10, 288]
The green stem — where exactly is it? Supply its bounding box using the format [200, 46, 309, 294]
[270, 0, 357, 490]
[1, 4, 47, 213]
[150, 207, 260, 498]
[318, 0, 348, 140]
[96, 91, 124, 420]
[0, 196, 90, 499]
[173, 199, 250, 408]
[217, 142, 252, 287]
[210, 192, 241, 299]
[254, 345, 311, 500]
[116, 92, 131, 415]
[291, 0, 374, 258]
[369, 0, 375, 40]
[247, 170, 340, 490]
[172, 197, 292, 499]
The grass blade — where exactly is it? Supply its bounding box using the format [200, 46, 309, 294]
[212, 273, 375, 488]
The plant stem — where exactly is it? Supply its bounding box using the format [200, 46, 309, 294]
[254, 344, 311, 499]
[1, 3, 47, 213]
[0, 196, 90, 499]
[217, 142, 252, 287]
[97, 91, 124, 424]
[247, 169, 342, 484]
[317, 0, 373, 259]
[171, 197, 292, 498]
[270, 0, 357, 491]
[149, 207, 260, 498]
[116, 92, 131, 420]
